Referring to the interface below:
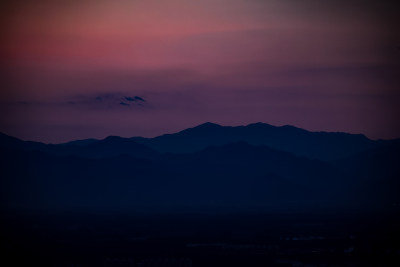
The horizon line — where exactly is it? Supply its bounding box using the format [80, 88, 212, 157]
[1, 121, 394, 145]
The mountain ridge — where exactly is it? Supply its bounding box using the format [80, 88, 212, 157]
[130, 122, 379, 160]
[0, 126, 398, 211]
[0, 122, 389, 161]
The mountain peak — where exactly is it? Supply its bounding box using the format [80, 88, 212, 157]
[179, 122, 222, 134]
[104, 135, 124, 141]
[246, 122, 274, 128]
[196, 122, 221, 128]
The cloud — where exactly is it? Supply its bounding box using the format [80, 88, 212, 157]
[125, 96, 146, 102]
[65, 93, 148, 109]
[8, 93, 149, 110]
[134, 96, 145, 102]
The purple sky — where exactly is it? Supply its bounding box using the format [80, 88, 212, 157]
[1, 0, 399, 143]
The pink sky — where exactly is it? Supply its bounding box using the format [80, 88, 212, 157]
[1, 0, 399, 142]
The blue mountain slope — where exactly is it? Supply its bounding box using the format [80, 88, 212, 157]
[0, 122, 387, 161]
[131, 122, 379, 160]
[0, 140, 372, 211]
[0, 133, 159, 159]
[0, 124, 398, 212]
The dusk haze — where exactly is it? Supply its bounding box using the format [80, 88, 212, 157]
[0, 1, 399, 267]
[1, 0, 399, 143]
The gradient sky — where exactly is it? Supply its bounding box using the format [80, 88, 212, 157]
[1, 0, 399, 143]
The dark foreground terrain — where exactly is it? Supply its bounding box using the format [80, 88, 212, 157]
[1, 208, 400, 267]
[1, 123, 399, 266]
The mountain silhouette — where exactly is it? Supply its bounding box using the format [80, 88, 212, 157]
[0, 123, 385, 161]
[0, 141, 336, 209]
[62, 138, 99, 146]
[0, 132, 158, 159]
[132, 122, 379, 160]
[61, 136, 159, 159]
[0, 123, 398, 211]
[334, 140, 400, 207]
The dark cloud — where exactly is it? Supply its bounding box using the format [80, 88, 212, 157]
[7, 93, 149, 110]
[66, 93, 122, 107]
[65, 93, 149, 109]
[134, 96, 145, 102]
[125, 96, 146, 102]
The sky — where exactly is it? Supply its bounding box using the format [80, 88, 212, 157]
[0, 0, 399, 143]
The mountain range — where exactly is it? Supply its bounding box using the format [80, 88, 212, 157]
[0, 122, 399, 212]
